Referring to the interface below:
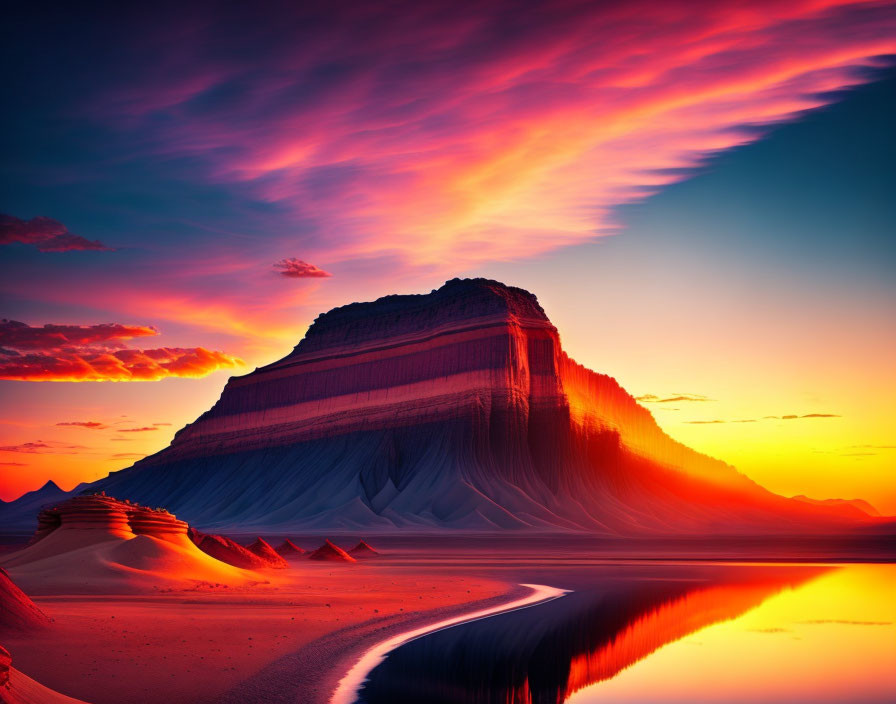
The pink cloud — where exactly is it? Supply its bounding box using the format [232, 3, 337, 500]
[0, 214, 112, 252]
[0, 319, 157, 351]
[86, 1, 893, 270]
[274, 258, 332, 278]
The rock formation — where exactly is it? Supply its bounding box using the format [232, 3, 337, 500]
[2, 494, 257, 593]
[246, 537, 288, 568]
[349, 540, 379, 558]
[307, 539, 356, 562]
[276, 539, 306, 557]
[0, 568, 51, 632]
[60, 279, 886, 533]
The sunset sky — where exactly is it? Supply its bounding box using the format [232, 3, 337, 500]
[1, 0, 894, 513]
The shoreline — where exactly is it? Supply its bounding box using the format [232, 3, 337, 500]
[330, 583, 568, 704]
[214, 582, 541, 704]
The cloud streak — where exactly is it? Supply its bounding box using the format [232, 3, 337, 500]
[65, 0, 896, 270]
[56, 421, 108, 429]
[0, 214, 112, 252]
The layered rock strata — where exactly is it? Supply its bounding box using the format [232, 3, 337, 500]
[87, 279, 883, 534]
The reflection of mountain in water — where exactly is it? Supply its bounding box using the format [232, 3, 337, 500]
[359, 567, 823, 704]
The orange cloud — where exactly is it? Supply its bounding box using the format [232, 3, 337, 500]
[56, 421, 108, 429]
[0, 319, 242, 382]
[117, 427, 158, 433]
[0, 347, 243, 382]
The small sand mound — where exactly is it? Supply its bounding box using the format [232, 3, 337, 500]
[246, 538, 288, 568]
[0, 568, 50, 632]
[348, 539, 379, 558]
[189, 530, 270, 569]
[307, 539, 356, 562]
[275, 539, 306, 557]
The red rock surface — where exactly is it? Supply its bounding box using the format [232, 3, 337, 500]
[275, 538, 306, 557]
[307, 539, 356, 562]
[0, 568, 51, 632]
[349, 540, 379, 558]
[246, 537, 288, 568]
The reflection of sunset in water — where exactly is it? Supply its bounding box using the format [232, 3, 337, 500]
[568, 565, 896, 704]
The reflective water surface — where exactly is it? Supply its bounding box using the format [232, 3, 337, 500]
[358, 563, 895, 704]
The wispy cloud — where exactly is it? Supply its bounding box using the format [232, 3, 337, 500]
[56, 421, 108, 430]
[637, 393, 712, 403]
[0, 441, 86, 454]
[0, 214, 112, 252]
[117, 427, 158, 433]
[764, 414, 841, 420]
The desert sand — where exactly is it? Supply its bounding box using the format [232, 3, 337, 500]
[1, 553, 510, 704]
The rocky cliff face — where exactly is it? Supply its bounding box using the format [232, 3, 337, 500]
[88, 278, 876, 533]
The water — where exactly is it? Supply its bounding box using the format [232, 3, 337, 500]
[357, 563, 895, 704]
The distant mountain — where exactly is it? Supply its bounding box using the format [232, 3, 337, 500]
[791, 495, 881, 518]
[16, 278, 885, 534]
[0, 481, 78, 535]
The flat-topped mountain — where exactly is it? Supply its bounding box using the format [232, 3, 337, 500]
[71, 279, 882, 533]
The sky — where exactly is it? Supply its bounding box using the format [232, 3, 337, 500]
[1, 0, 894, 512]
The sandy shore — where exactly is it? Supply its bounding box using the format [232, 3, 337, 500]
[2, 562, 513, 704]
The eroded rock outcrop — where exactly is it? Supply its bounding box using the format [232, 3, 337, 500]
[2, 495, 257, 593]
[84, 278, 883, 534]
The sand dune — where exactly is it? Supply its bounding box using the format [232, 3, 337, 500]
[247, 537, 288, 568]
[308, 539, 356, 562]
[0, 568, 51, 632]
[2, 645, 88, 704]
[275, 538, 306, 557]
[349, 540, 379, 558]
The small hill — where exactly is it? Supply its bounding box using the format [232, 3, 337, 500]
[307, 539, 356, 562]
[188, 529, 270, 569]
[349, 539, 379, 558]
[276, 539, 306, 557]
[246, 537, 288, 568]
[792, 495, 881, 518]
